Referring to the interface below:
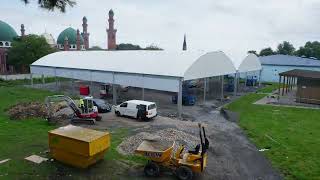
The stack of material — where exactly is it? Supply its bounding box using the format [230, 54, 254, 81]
[48, 125, 110, 168]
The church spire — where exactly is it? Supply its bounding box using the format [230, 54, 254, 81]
[182, 34, 187, 51]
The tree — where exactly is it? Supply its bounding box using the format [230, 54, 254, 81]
[144, 44, 163, 50]
[88, 46, 104, 51]
[21, 0, 76, 12]
[247, 50, 258, 56]
[116, 43, 142, 50]
[8, 35, 56, 73]
[276, 41, 295, 55]
[295, 41, 320, 60]
[259, 47, 275, 56]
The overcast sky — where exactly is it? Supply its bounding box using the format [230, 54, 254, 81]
[1, 0, 320, 60]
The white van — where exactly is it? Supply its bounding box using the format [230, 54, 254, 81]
[114, 100, 157, 120]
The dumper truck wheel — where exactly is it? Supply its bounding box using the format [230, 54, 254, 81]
[176, 166, 193, 180]
[144, 162, 160, 177]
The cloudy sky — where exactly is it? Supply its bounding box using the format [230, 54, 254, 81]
[1, 0, 320, 59]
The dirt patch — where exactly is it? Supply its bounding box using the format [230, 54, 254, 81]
[7, 102, 68, 121]
[117, 128, 199, 155]
[8, 102, 47, 120]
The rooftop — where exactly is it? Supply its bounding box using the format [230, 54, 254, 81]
[259, 55, 320, 67]
[126, 100, 155, 105]
[279, 69, 320, 79]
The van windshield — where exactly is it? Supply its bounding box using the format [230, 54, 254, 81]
[148, 104, 156, 110]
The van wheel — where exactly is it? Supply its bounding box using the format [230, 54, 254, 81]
[144, 162, 160, 177]
[176, 166, 193, 180]
[115, 111, 121, 116]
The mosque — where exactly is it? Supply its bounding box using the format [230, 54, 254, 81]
[0, 9, 117, 74]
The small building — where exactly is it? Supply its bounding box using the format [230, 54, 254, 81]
[278, 69, 320, 104]
[260, 55, 320, 82]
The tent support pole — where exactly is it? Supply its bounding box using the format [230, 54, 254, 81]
[112, 73, 117, 105]
[244, 72, 247, 87]
[282, 76, 285, 96]
[221, 75, 224, 102]
[71, 78, 75, 95]
[203, 77, 207, 103]
[178, 79, 183, 119]
[142, 87, 145, 100]
[259, 69, 262, 87]
[233, 72, 238, 96]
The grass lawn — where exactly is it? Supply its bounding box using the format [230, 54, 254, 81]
[226, 84, 320, 180]
[0, 83, 145, 179]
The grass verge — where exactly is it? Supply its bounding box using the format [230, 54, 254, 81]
[226, 85, 320, 180]
[0, 85, 145, 179]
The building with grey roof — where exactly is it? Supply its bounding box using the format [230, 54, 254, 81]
[259, 55, 320, 82]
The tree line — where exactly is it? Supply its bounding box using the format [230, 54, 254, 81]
[248, 41, 320, 60]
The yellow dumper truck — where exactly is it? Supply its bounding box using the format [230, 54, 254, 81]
[135, 123, 209, 180]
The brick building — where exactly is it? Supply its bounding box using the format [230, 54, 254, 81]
[0, 20, 24, 74]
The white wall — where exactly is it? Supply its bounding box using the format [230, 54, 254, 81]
[261, 65, 320, 82]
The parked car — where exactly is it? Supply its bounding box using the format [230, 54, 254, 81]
[92, 99, 112, 113]
[114, 100, 157, 120]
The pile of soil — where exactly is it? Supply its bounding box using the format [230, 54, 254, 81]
[7, 102, 68, 121]
[117, 128, 199, 155]
[8, 102, 47, 120]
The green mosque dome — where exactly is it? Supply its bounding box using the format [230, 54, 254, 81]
[57, 27, 84, 45]
[0, 20, 18, 42]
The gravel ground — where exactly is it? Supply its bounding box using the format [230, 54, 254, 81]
[118, 128, 199, 155]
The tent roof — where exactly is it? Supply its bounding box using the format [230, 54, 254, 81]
[31, 50, 237, 80]
[232, 54, 262, 73]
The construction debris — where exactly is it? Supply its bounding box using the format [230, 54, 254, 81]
[0, 159, 10, 164]
[7, 101, 69, 121]
[117, 128, 199, 155]
[8, 102, 47, 120]
[25, 155, 48, 164]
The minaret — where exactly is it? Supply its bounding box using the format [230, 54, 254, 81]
[107, 9, 117, 50]
[21, 24, 25, 37]
[81, 16, 90, 49]
[64, 37, 69, 51]
[182, 34, 187, 51]
[76, 29, 81, 50]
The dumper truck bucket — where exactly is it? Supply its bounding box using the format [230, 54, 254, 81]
[135, 140, 174, 163]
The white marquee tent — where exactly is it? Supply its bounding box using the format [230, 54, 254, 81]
[30, 51, 261, 117]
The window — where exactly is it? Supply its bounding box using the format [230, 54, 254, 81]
[120, 103, 128, 107]
[137, 104, 146, 110]
[148, 104, 156, 110]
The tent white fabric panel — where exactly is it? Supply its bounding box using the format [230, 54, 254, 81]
[91, 71, 113, 84]
[30, 66, 55, 76]
[184, 52, 236, 80]
[31, 51, 236, 79]
[72, 69, 91, 81]
[232, 54, 262, 73]
[143, 75, 180, 92]
[56, 68, 73, 78]
[114, 73, 144, 87]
